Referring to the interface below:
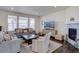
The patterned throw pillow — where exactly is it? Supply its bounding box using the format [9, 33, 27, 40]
[3, 32, 11, 41]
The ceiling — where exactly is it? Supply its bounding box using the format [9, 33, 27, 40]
[0, 6, 69, 16]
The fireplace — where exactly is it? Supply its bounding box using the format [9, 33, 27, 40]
[66, 23, 79, 49]
[68, 28, 77, 41]
[0, 26, 2, 31]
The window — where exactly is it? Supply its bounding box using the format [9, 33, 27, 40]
[29, 18, 35, 29]
[8, 15, 35, 31]
[19, 17, 28, 28]
[8, 15, 17, 31]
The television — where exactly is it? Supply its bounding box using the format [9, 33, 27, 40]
[44, 21, 55, 29]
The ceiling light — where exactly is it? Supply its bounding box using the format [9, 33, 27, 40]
[11, 7, 14, 10]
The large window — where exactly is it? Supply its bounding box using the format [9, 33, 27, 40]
[29, 18, 35, 29]
[19, 17, 28, 28]
[8, 15, 17, 31]
[8, 15, 35, 31]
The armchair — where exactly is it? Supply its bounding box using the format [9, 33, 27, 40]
[32, 32, 51, 53]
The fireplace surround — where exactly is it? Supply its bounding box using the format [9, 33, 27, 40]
[66, 23, 79, 49]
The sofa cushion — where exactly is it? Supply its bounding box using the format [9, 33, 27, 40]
[15, 29, 20, 33]
[23, 29, 28, 33]
[15, 29, 23, 33]
[28, 28, 33, 32]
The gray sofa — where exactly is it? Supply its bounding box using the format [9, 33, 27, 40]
[15, 28, 36, 38]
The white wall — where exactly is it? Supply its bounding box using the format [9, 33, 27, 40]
[65, 6, 79, 23]
[40, 6, 79, 35]
[0, 10, 40, 32]
[35, 16, 41, 33]
[40, 10, 66, 35]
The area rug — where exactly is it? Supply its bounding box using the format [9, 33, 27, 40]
[48, 40, 62, 53]
[21, 40, 63, 53]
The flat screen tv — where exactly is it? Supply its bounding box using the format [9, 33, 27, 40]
[44, 21, 55, 29]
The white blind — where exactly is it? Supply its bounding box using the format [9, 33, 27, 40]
[8, 15, 17, 31]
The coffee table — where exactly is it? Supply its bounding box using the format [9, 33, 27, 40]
[22, 34, 38, 44]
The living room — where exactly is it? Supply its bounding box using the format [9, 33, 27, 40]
[0, 6, 79, 53]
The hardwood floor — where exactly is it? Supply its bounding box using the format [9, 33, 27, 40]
[50, 37, 79, 53]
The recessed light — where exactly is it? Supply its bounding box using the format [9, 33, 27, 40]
[11, 7, 14, 10]
[54, 6, 57, 8]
